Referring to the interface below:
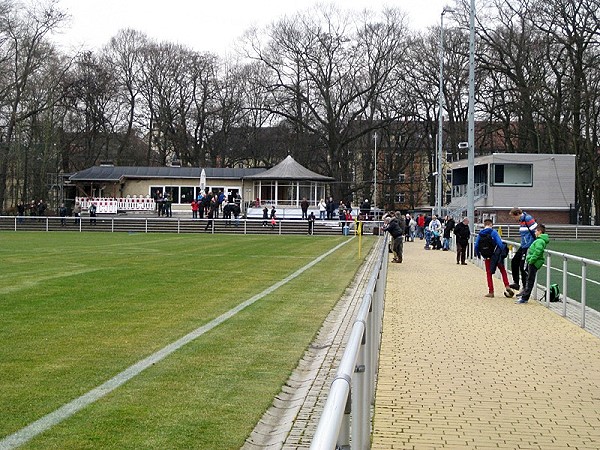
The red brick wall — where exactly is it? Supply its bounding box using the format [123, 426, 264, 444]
[485, 210, 570, 225]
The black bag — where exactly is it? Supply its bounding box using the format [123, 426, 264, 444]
[478, 233, 496, 258]
[544, 283, 561, 302]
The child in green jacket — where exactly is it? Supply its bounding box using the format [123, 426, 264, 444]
[516, 224, 549, 304]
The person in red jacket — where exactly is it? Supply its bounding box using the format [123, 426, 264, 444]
[417, 214, 425, 239]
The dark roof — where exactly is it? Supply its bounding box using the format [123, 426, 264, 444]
[68, 166, 266, 182]
[244, 155, 334, 181]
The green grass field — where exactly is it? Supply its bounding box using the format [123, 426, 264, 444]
[0, 232, 375, 449]
[542, 240, 600, 311]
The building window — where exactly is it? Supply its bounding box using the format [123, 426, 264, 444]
[397, 193, 406, 203]
[398, 173, 406, 183]
[180, 187, 194, 203]
[491, 163, 533, 186]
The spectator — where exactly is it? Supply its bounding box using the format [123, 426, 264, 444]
[509, 207, 538, 291]
[453, 217, 471, 265]
[300, 197, 309, 220]
[308, 211, 316, 235]
[443, 215, 455, 251]
[73, 202, 82, 225]
[58, 203, 68, 226]
[89, 202, 97, 225]
[382, 212, 404, 263]
[515, 224, 549, 304]
[318, 198, 327, 220]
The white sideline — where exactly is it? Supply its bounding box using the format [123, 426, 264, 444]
[0, 239, 352, 450]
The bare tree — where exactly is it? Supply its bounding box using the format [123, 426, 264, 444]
[529, 0, 600, 224]
[243, 5, 410, 201]
[103, 28, 148, 164]
[0, 0, 69, 210]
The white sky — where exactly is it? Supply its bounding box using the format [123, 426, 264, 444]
[52, 0, 453, 55]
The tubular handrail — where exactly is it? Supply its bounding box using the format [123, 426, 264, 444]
[470, 234, 600, 330]
[310, 234, 388, 450]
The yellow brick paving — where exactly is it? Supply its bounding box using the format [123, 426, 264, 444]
[372, 241, 600, 449]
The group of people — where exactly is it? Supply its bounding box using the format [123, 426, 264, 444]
[407, 213, 457, 250]
[16, 199, 47, 222]
[474, 208, 549, 304]
[382, 212, 459, 263]
[384, 207, 550, 305]
[154, 191, 173, 217]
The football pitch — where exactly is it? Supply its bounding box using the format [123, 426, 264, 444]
[0, 232, 375, 449]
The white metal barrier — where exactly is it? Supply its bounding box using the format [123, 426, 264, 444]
[469, 235, 600, 331]
[542, 248, 600, 329]
[76, 197, 155, 213]
[310, 235, 388, 450]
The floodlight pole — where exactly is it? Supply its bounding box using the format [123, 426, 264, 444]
[467, 0, 476, 228]
[437, 6, 455, 218]
[373, 132, 378, 209]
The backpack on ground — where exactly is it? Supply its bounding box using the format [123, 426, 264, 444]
[478, 233, 496, 258]
[543, 283, 561, 302]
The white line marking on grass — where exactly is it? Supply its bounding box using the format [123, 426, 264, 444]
[0, 239, 352, 450]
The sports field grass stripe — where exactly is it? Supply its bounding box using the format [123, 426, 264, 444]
[0, 238, 352, 450]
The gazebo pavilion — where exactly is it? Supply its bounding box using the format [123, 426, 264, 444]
[243, 155, 334, 217]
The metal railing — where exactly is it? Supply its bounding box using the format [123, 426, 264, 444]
[469, 236, 600, 330]
[0, 215, 370, 236]
[542, 248, 600, 329]
[310, 235, 389, 450]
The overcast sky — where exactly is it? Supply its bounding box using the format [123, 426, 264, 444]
[52, 0, 454, 55]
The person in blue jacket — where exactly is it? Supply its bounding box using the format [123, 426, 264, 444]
[475, 219, 514, 298]
[509, 207, 538, 290]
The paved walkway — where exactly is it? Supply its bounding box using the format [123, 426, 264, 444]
[372, 240, 600, 449]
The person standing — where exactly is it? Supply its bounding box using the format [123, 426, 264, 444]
[73, 202, 82, 225]
[409, 215, 417, 241]
[164, 193, 172, 218]
[197, 191, 205, 219]
[453, 217, 471, 265]
[443, 215, 455, 251]
[307, 211, 316, 235]
[204, 204, 214, 231]
[404, 214, 412, 242]
[474, 219, 514, 298]
[191, 199, 199, 219]
[262, 205, 269, 226]
[88, 202, 97, 225]
[37, 199, 47, 221]
[515, 224, 549, 304]
[58, 203, 68, 226]
[509, 207, 538, 291]
[300, 197, 309, 220]
[326, 197, 335, 220]
[318, 198, 327, 220]
[383, 212, 404, 263]
[17, 201, 25, 224]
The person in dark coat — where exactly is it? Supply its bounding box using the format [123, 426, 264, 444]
[300, 197, 309, 220]
[453, 217, 471, 265]
[443, 216, 455, 250]
[383, 212, 404, 263]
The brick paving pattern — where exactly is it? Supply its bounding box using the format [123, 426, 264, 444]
[372, 241, 600, 449]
